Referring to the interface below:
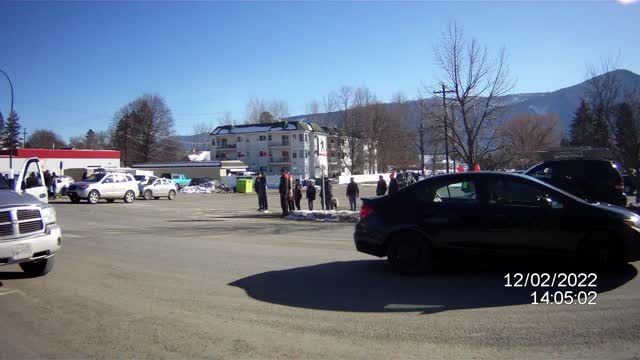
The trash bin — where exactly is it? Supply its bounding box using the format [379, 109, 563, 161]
[236, 178, 253, 193]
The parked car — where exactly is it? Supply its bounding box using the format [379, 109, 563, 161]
[67, 173, 140, 204]
[355, 172, 640, 275]
[524, 159, 626, 207]
[55, 175, 74, 196]
[162, 173, 191, 190]
[139, 177, 177, 200]
[134, 174, 156, 185]
[189, 177, 213, 186]
[0, 167, 61, 277]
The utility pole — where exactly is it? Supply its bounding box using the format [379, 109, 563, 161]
[123, 113, 129, 167]
[23, 128, 27, 148]
[0, 69, 14, 181]
[419, 122, 425, 176]
[433, 83, 455, 173]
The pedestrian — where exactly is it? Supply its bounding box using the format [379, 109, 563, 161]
[457, 164, 465, 173]
[388, 172, 399, 195]
[473, 163, 481, 172]
[306, 180, 316, 210]
[44, 170, 52, 198]
[82, 170, 88, 181]
[255, 172, 268, 212]
[26, 172, 39, 189]
[376, 175, 387, 196]
[51, 172, 58, 200]
[323, 177, 333, 210]
[278, 168, 291, 217]
[346, 177, 360, 211]
[293, 179, 302, 210]
[287, 173, 295, 212]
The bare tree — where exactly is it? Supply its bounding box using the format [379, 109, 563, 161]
[432, 22, 514, 168]
[111, 94, 180, 165]
[268, 100, 289, 120]
[26, 129, 67, 149]
[216, 111, 235, 126]
[498, 113, 561, 169]
[245, 98, 289, 124]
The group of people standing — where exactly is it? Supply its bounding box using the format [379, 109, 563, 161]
[376, 173, 399, 197]
[255, 168, 343, 217]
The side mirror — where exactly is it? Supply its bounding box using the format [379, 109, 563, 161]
[538, 196, 553, 209]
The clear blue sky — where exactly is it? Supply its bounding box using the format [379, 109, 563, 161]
[0, 1, 638, 140]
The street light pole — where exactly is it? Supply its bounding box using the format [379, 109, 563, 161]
[0, 69, 15, 179]
[419, 122, 425, 176]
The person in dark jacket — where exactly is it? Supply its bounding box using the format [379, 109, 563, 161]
[44, 170, 52, 198]
[255, 172, 268, 211]
[278, 168, 291, 217]
[346, 177, 360, 211]
[51, 172, 58, 200]
[306, 180, 316, 210]
[388, 173, 399, 195]
[323, 178, 333, 210]
[293, 179, 302, 210]
[376, 175, 387, 196]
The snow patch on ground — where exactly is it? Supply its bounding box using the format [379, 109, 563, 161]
[285, 210, 359, 223]
[180, 181, 233, 194]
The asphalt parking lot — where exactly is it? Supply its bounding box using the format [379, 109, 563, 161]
[1, 185, 639, 359]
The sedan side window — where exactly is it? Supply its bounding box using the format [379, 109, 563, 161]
[103, 175, 114, 183]
[432, 181, 477, 203]
[530, 166, 553, 180]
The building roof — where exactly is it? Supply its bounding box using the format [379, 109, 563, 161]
[131, 160, 248, 169]
[210, 120, 327, 135]
[0, 149, 120, 159]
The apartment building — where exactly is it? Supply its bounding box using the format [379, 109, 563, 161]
[210, 121, 347, 178]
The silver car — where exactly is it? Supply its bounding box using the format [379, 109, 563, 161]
[67, 173, 140, 204]
[139, 177, 177, 200]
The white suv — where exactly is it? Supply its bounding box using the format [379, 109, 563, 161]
[67, 173, 140, 204]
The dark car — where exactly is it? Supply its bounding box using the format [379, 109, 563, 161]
[355, 172, 640, 275]
[524, 160, 626, 207]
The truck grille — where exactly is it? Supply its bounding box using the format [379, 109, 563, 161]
[0, 208, 44, 239]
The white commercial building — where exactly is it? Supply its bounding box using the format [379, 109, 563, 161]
[0, 149, 121, 177]
[210, 121, 357, 179]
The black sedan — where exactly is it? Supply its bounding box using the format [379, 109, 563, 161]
[355, 172, 640, 274]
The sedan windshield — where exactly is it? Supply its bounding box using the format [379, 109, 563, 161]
[85, 173, 106, 182]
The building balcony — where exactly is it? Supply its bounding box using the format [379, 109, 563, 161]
[268, 141, 290, 148]
[270, 157, 291, 164]
[217, 144, 237, 150]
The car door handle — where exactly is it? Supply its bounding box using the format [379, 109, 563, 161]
[39, 193, 46, 198]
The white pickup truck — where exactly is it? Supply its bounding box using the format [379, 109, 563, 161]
[0, 158, 61, 277]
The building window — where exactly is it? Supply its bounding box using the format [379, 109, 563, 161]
[306, 150, 310, 158]
[293, 152, 297, 159]
[259, 135, 266, 141]
[237, 136, 242, 142]
[305, 133, 308, 142]
[299, 134, 303, 142]
[268, 134, 272, 141]
[269, 150, 272, 157]
[212, 139, 216, 146]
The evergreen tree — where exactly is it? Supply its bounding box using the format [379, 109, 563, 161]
[85, 129, 97, 149]
[0, 112, 5, 148]
[569, 100, 593, 146]
[614, 102, 639, 167]
[591, 105, 611, 148]
[1, 111, 22, 150]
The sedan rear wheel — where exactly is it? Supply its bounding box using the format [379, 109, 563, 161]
[578, 232, 624, 272]
[124, 190, 136, 204]
[387, 232, 431, 275]
[88, 190, 100, 204]
[144, 190, 153, 200]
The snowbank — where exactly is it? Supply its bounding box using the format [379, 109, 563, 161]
[180, 180, 233, 194]
[285, 210, 359, 223]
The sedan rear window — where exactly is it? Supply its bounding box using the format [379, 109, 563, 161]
[432, 181, 477, 203]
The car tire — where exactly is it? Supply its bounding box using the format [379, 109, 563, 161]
[124, 190, 135, 204]
[144, 190, 153, 200]
[19, 256, 55, 277]
[168, 190, 176, 200]
[577, 232, 625, 272]
[106, 199, 115, 203]
[88, 190, 100, 204]
[70, 195, 81, 204]
[387, 232, 431, 275]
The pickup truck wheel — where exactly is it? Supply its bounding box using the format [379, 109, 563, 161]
[124, 190, 135, 203]
[19, 256, 55, 277]
[88, 190, 100, 204]
[144, 190, 153, 200]
[168, 190, 176, 200]
[70, 195, 81, 204]
[387, 232, 431, 276]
